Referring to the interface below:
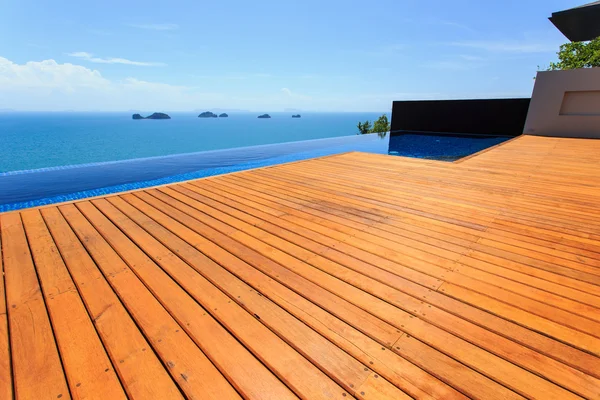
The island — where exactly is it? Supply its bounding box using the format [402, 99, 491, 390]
[257, 114, 272, 119]
[132, 112, 171, 120]
[198, 111, 218, 118]
[219, 113, 229, 118]
[292, 114, 301, 118]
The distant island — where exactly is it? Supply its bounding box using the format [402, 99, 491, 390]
[198, 111, 218, 118]
[258, 114, 271, 119]
[132, 112, 171, 120]
[219, 113, 228, 118]
[292, 114, 301, 118]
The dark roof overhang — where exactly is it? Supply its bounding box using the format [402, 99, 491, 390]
[549, 1, 600, 42]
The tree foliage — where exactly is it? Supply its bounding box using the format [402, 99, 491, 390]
[371, 114, 390, 134]
[357, 114, 390, 136]
[357, 120, 372, 134]
[548, 37, 600, 70]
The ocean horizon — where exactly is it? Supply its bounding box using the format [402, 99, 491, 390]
[0, 111, 389, 173]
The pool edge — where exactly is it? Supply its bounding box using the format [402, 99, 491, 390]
[0, 151, 354, 215]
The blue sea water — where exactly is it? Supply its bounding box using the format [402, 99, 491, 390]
[0, 112, 387, 172]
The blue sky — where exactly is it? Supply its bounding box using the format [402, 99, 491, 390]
[0, 0, 583, 111]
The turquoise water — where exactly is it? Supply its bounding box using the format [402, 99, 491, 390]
[0, 134, 389, 212]
[0, 112, 387, 172]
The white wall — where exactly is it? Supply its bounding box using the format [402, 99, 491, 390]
[524, 68, 600, 138]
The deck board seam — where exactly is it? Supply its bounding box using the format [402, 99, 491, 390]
[157, 183, 600, 398]
[54, 205, 189, 400]
[199, 177, 600, 331]
[0, 218, 14, 400]
[112, 194, 372, 399]
[76, 201, 252, 399]
[127, 189, 527, 399]
[20, 213, 73, 400]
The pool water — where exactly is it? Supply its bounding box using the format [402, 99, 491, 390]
[0, 132, 512, 212]
[388, 133, 511, 161]
[0, 134, 389, 212]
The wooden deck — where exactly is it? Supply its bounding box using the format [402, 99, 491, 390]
[1, 134, 600, 400]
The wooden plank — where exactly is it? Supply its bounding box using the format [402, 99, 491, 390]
[40, 207, 184, 400]
[253, 157, 600, 227]
[223, 172, 488, 235]
[219, 174, 482, 244]
[139, 188, 523, 400]
[247, 170, 490, 231]
[224, 173, 596, 324]
[101, 196, 353, 400]
[108, 194, 412, 400]
[21, 209, 127, 400]
[58, 203, 241, 400]
[184, 179, 600, 377]
[76, 200, 296, 400]
[281, 157, 600, 221]
[144, 189, 402, 346]
[270, 165, 595, 238]
[130, 191, 475, 399]
[180, 180, 600, 355]
[0, 217, 13, 400]
[1, 212, 70, 400]
[253, 166, 503, 224]
[209, 177, 475, 255]
[162, 183, 592, 399]
[454, 249, 600, 310]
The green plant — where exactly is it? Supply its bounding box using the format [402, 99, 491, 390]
[548, 37, 600, 70]
[357, 114, 390, 136]
[357, 120, 372, 134]
[371, 114, 390, 134]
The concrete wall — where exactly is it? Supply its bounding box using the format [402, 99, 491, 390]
[525, 68, 600, 138]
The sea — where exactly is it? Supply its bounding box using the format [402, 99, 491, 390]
[0, 111, 388, 173]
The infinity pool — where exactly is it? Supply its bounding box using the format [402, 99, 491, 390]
[0, 134, 389, 212]
[0, 132, 513, 212]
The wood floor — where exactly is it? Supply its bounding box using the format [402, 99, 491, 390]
[1, 134, 600, 400]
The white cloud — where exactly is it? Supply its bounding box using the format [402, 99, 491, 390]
[67, 52, 166, 67]
[0, 57, 109, 90]
[449, 40, 556, 53]
[0, 57, 220, 111]
[127, 23, 179, 31]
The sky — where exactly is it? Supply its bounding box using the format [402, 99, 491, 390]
[0, 0, 586, 112]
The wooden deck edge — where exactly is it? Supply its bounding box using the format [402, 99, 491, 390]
[0, 152, 356, 215]
[452, 135, 523, 164]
